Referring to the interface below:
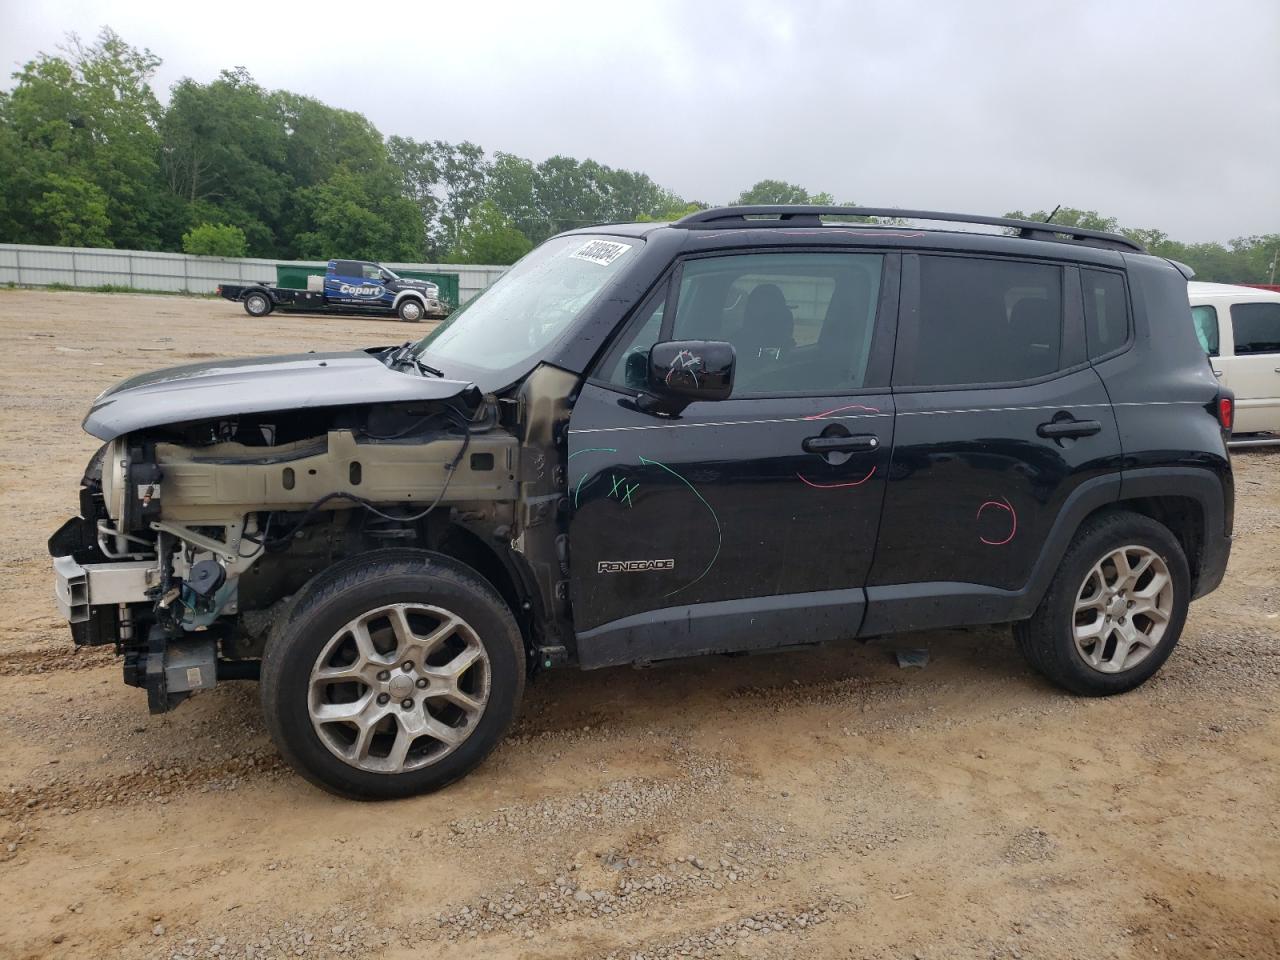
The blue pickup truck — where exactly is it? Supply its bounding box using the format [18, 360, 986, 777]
[218, 259, 449, 322]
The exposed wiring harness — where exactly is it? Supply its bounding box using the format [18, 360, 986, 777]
[243, 407, 473, 551]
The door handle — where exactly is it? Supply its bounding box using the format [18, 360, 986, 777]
[1037, 419, 1102, 439]
[803, 434, 879, 453]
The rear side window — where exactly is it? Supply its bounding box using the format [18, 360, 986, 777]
[1231, 302, 1280, 355]
[1191, 305, 1219, 356]
[1082, 268, 1130, 358]
[901, 256, 1063, 387]
[334, 260, 361, 276]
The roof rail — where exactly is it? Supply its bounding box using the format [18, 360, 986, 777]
[673, 205, 1145, 253]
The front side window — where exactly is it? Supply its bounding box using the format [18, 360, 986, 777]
[416, 234, 639, 375]
[1082, 268, 1130, 358]
[650, 252, 884, 395]
[900, 256, 1063, 387]
[1230, 302, 1280, 355]
[1191, 304, 1219, 356]
[602, 292, 665, 388]
[361, 263, 384, 280]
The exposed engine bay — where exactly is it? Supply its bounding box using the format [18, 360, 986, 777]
[49, 370, 568, 713]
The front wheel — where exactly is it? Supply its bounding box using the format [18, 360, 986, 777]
[1015, 511, 1190, 696]
[397, 298, 424, 322]
[243, 291, 272, 317]
[260, 550, 525, 799]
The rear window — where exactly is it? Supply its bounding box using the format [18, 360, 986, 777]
[1231, 302, 1280, 355]
[1082, 268, 1130, 358]
[900, 256, 1063, 387]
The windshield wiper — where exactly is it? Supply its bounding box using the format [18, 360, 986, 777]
[384, 342, 444, 378]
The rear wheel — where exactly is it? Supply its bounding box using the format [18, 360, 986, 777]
[397, 298, 424, 322]
[1015, 511, 1189, 696]
[243, 292, 272, 317]
[260, 550, 525, 799]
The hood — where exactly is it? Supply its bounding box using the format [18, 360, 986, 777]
[83, 350, 474, 441]
[397, 278, 438, 291]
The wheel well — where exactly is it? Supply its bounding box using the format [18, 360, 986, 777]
[433, 525, 532, 649]
[1110, 496, 1205, 590]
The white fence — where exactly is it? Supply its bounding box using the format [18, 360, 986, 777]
[0, 243, 508, 305]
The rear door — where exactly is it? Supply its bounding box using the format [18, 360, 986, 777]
[567, 249, 899, 667]
[325, 260, 365, 303]
[863, 253, 1122, 634]
[1222, 299, 1280, 433]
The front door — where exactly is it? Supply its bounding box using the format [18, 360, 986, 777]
[567, 249, 899, 668]
[863, 253, 1123, 634]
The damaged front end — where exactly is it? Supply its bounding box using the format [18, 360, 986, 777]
[50, 349, 526, 713]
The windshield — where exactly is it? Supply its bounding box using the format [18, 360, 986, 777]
[414, 234, 639, 378]
[380, 266, 400, 280]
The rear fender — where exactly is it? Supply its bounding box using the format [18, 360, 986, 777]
[859, 467, 1228, 635]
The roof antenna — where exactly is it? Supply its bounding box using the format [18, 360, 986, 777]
[1043, 204, 1061, 224]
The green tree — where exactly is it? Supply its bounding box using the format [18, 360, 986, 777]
[31, 172, 111, 246]
[292, 164, 423, 262]
[277, 92, 386, 188]
[446, 201, 532, 265]
[636, 200, 709, 222]
[735, 179, 834, 205]
[386, 135, 442, 254]
[534, 155, 607, 237]
[1004, 207, 1119, 232]
[182, 222, 247, 257]
[431, 141, 488, 259]
[484, 152, 540, 238]
[2, 28, 174, 249]
[161, 68, 288, 256]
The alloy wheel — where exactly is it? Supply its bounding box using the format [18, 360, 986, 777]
[307, 603, 490, 773]
[1072, 545, 1174, 674]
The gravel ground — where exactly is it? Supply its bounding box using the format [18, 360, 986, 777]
[1, 289, 1277, 960]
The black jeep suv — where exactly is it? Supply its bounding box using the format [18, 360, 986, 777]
[51, 206, 1233, 799]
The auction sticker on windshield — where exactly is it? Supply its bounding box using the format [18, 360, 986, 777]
[571, 239, 632, 266]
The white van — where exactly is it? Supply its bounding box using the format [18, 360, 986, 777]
[1188, 281, 1280, 436]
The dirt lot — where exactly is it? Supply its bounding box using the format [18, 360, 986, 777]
[0, 288, 1277, 960]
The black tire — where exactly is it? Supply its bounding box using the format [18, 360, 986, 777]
[1014, 511, 1190, 696]
[397, 297, 424, 322]
[260, 549, 525, 800]
[243, 291, 272, 317]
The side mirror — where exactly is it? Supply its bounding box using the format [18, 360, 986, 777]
[647, 340, 734, 404]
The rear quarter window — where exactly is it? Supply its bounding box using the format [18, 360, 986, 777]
[1081, 268, 1130, 358]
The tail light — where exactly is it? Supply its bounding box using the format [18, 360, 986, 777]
[1217, 394, 1234, 432]
[215, 285, 222, 296]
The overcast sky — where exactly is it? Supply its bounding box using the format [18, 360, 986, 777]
[3, 0, 1277, 241]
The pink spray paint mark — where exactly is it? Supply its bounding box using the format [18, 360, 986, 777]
[804, 403, 881, 420]
[976, 496, 1017, 545]
[796, 466, 877, 489]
